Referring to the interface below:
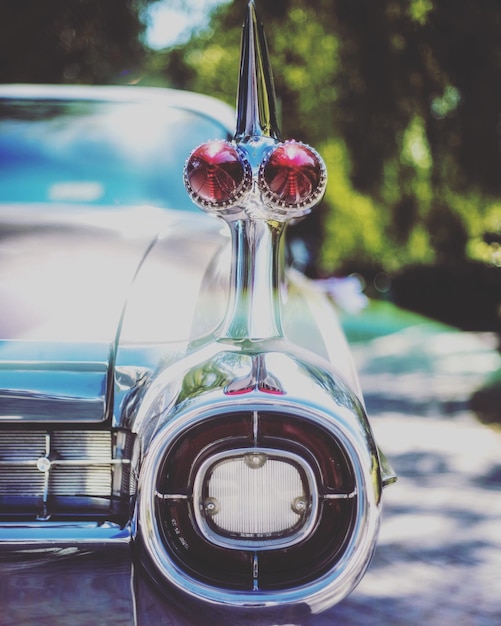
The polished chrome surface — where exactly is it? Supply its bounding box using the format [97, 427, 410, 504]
[217, 218, 285, 341]
[184, 3, 327, 343]
[235, 0, 281, 142]
[0, 521, 131, 544]
[0, 346, 109, 423]
[224, 353, 284, 394]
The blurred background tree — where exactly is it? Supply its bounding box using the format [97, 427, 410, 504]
[0, 0, 156, 84]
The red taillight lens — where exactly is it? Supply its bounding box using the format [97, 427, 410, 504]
[259, 141, 326, 209]
[184, 140, 251, 208]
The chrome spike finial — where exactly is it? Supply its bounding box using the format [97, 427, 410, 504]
[234, 0, 281, 141]
[184, 1, 326, 341]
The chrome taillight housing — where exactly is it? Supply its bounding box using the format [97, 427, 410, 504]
[134, 350, 384, 611]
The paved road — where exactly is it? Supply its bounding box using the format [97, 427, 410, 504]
[1, 325, 500, 626]
[310, 326, 501, 626]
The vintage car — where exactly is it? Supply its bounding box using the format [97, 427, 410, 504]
[0, 2, 395, 623]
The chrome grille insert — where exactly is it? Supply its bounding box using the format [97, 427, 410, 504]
[0, 430, 131, 520]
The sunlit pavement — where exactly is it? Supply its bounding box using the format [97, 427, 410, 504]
[309, 326, 501, 626]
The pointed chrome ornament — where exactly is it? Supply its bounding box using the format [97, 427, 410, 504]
[183, 0, 327, 340]
[235, 0, 281, 142]
[184, 0, 326, 221]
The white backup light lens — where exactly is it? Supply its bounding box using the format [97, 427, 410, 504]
[194, 449, 317, 549]
[208, 454, 303, 534]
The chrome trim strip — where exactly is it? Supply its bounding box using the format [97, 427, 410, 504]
[0, 343, 110, 423]
[0, 521, 131, 544]
[324, 490, 357, 500]
[155, 492, 189, 501]
[0, 460, 130, 466]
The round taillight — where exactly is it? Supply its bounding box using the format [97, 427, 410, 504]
[184, 140, 251, 209]
[259, 140, 326, 210]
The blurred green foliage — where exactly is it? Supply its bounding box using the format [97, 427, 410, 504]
[144, 0, 501, 278]
[1, 0, 500, 280]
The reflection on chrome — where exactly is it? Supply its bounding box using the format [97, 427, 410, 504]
[224, 353, 284, 395]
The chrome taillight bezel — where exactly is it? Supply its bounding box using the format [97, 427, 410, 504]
[136, 388, 381, 608]
[258, 140, 327, 216]
[184, 140, 253, 212]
